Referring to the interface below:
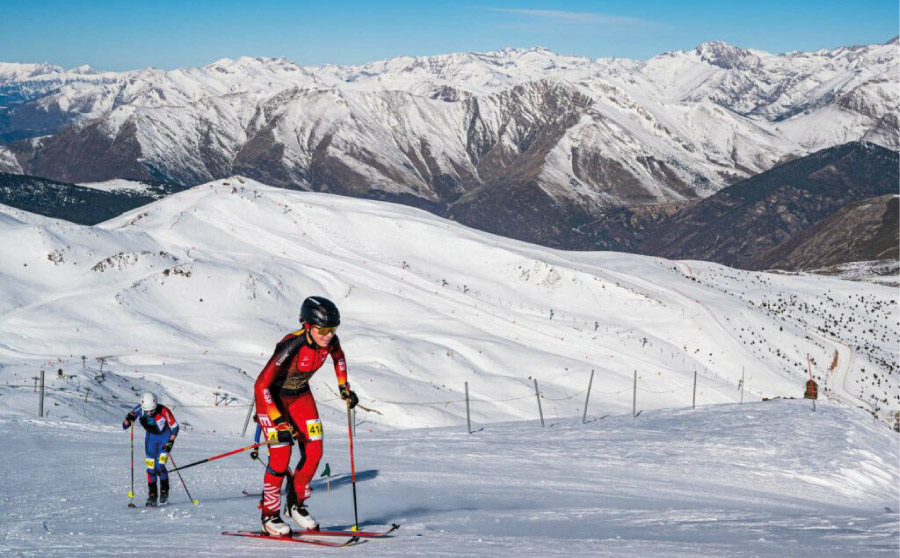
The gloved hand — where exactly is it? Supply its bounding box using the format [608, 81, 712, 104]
[268, 417, 295, 444]
[340, 384, 359, 409]
[163, 440, 174, 453]
[122, 412, 136, 429]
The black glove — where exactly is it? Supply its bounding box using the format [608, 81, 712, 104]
[269, 416, 295, 444]
[122, 412, 136, 429]
[163, 440, 174, 453]
[340, 384, 359, 409]
[274, 429, 294, 443]
[126, 411, 136, 422]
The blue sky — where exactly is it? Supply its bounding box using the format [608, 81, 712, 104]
[1, 0, 896, 70]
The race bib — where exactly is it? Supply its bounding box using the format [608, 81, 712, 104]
[306, 419, 323, 441]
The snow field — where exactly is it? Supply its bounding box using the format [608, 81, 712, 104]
[0, 177, 896, 556]
[0, 401, 896, 557]
[0, 177, 896, 433]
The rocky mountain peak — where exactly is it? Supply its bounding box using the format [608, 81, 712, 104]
[695, 40, 762, 70]
[0, 40, 895, 256]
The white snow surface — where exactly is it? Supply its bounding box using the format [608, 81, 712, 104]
[0, 176, 896, 429]
[0, 402, 896, 556]
[76, 179, 155, 195]
[0, 177, 897, 555]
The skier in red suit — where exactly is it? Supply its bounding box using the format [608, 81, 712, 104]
[254, 295, 358, 536]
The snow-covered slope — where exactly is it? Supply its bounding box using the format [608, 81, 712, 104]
[0, 401, 896, 557]
[0, 177, 896, 556]
[0, 177, 896, 434]
[0, 39, 896, 213]
[76, 179, 157, 195]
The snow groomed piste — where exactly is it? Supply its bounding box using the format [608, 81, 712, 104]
[0, 178, 896, 556]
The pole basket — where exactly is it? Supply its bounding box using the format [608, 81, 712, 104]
[804, 379, 818, 400]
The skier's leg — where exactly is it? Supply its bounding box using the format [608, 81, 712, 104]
[257, 408, 293, 535]
[144, 435, 161, 506]
[286, 391, 322, 530]
[157, 440, 169, 482]
[157, 438, 169, 504]
[290, 390, 323, 502]
[159, 477, 169, 504]
[263, 445, 291, 514]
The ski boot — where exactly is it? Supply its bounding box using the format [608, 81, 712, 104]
[159, 478, 169, 505]
[261, 513, 291, 537]
[145, 481, 158, 507]
[288, 503, 319, 531]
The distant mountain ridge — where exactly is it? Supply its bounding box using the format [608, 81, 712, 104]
[747, 194, 899, 271]
[2, 142, 896, 275]
[636, 142, 899, 269]
[0, 39, 896, 249]
[0, 173, 185, 225]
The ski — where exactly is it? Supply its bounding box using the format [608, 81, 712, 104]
[300, 523, 400, 538]
[222, 531, 361, 547]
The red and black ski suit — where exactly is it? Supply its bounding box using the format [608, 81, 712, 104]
[254, 327, 347, 515]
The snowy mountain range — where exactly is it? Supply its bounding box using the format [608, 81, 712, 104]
[0, 39, 897, 248]
[1, 42, 898, 557]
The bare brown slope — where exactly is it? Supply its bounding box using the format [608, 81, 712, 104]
[747, 195, 899, 271]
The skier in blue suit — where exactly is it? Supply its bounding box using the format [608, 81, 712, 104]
[122, 392, 179, 506]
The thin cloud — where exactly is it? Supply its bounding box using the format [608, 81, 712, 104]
[492, 8, 652, 26]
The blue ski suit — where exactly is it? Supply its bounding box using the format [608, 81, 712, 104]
[124, 404, 179, 482]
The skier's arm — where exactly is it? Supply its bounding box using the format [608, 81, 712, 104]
[254, 336, 303, 423]
[158, 406, 177, 453]
[162, 406, 179, 439]
[331, 338, 357, 408]
[330, 337, 348, 387]
[254, 352, 285, 423]
[122, 405, 140, 429]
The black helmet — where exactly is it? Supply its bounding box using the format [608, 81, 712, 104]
[300, 296, 341, 327]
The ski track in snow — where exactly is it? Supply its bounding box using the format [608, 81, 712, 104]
[0, 178, 896, 556]
[0, 402, 897, 557]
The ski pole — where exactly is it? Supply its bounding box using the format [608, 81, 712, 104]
[346, 403, 359, 531]
[168, 442, 275, 473]
[128, 423, 136, 508]
[168, 454, 199, 505]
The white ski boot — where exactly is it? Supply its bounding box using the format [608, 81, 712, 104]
[288, 503, 319, 531]
[261, 513, 291, 537]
